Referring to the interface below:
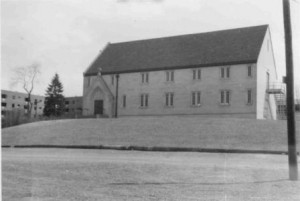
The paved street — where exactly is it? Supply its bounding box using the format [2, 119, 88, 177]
[2, 148, 300, 201]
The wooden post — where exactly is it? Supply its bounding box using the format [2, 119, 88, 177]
[283, 0, 298, 181]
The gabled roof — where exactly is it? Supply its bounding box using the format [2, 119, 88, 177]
[84, 25, 268, 76]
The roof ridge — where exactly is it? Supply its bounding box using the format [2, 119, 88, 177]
[109, 24, 269, 45]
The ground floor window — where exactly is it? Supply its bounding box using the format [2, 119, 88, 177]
[140, 94, 148, 108]
[123, 95, 126, 108]
[220, 90, 230, 105]
[192, 91, 201, 106]
[247, 89, 252, 105]
[165, 92, 174, 107]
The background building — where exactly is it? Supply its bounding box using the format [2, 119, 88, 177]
[82, 25, 282, 119]
[1, 89, 45, 119]
[64, 96, 83, 117]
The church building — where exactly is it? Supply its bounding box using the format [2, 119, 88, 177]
[82, 25, 282, 119]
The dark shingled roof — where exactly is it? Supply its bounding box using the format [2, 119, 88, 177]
[84, 25, 268, 76]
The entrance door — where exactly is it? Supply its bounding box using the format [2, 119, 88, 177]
[94, 100, 103, 115]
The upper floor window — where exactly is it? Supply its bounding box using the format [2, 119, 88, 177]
[192, 69, 201, 80]
[123, 95, 126, 108]
[2, 94, 7, 101]
[165, 92, 174, 107]
[191, 91, 201, 106]
[166, 71, 174, 82]
[111, 75, 114, 85]
[25, 97, 29, 102]
[247, 89, 253, 105]
[247, 65, 252, 77]
[220, 90, 230, 105]
[141, 72, 149, 84]
[220, 67, 230, 78]
[12, 95, 16, 100]
[140, 94, 148, 108]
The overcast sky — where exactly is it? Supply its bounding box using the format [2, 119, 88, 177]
[1, 0, 299, 96]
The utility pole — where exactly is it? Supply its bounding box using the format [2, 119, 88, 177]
[115, 74, 119, 118]
[283, 0, 298, 181]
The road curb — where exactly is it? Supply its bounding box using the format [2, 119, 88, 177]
[2, 144, 297, 155]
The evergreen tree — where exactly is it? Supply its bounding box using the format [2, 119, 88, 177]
[43, 73, 65, 117]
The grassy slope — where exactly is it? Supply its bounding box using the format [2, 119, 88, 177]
[2, 116, 300, 151]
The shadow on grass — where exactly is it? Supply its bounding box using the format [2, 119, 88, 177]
[108, 179, 289, 186]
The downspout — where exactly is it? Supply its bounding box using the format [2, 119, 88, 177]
[115, 74, 119, 118]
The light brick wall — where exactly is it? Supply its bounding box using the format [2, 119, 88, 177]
[86, 64, 257, 117]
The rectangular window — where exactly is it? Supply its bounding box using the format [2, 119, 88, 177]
[247, 65, 252, 77]
[247, 89, 252, 104]
[25, 97, 29, 102]
[123, 95, 126, 108]
[12, 103, 15, 108]
[111, 75, 114, 85]
[192, 91, 201, 106]
[165, 92, 174, 107]
[166, 93, 169, 106]
[221, 67, 230, 78]
[221, 68, 225, 78]
[141, 73, 149, 83]
[146, 73, 149, 83]
[220, 90, 230, 105]
[192, 69, 201, 80]
[12, 95, 16, 99]
[226, 67, 230, 78]
[198, 69, 201, 80]
[2, 94, 7, 99]
[140, 94, 148, 108]
[2, 102, 7, 107]
[87, 77, 91, 87]
[166, 71, 174, 82]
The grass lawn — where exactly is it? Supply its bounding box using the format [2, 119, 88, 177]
[2, 115, 300, 151]
[2, 148, 300, 201]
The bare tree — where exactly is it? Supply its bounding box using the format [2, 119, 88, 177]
[11, 63, 41, 118]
